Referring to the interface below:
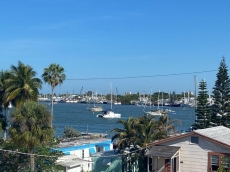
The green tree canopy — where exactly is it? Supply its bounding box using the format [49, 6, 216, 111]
[0, 70, 12, 140]
[193, 79, 211, 129]
[211, 57, 230, 127]
[5, 61, 42, 108]
[42, 63, 66, 127]
[9, 101, 54, 172]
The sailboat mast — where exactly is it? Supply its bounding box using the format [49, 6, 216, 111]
[162, 91, 163, 107]
[150, 88, 152, 109]
[194, 75, 197, 109]
[158, 89, 160, 109]
[110, 82, 112, 109]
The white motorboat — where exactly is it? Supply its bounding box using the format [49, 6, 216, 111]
[113, 101, 121, 105]
[97, 110, 121, 118]
[97, 83, 121, 118]
[88, 106, 103, 112]
[145, 109, 163, 116]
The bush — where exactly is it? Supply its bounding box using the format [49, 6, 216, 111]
[62, 126, 81, 139]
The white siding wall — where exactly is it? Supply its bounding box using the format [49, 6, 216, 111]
[83, 148, 90, 159]
[110, 144, 113, 150]
[159, 135, 230, 172]
[69, 148, 91, 158]
[67, 166, 82, 172]
[69, 150, 81, 157]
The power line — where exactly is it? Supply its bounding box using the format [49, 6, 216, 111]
[0, 146, 146, 158]
[65, 70, 218, 81]
[0, 149, 57, 158]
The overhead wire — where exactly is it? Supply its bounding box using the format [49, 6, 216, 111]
[0, 145, 147, 158]
[0, 148, 57, 158]
[65, 69, 218, 81]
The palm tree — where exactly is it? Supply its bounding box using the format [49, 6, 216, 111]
[0, 70, 12, 140]
[111, 115, 160, 171]
[156, 114, 181, 137]
[135, 115, 161, 148]
[5, 61, 42, 108]
[111, 117, 138, 151]
[42, 64, 66, 127]
[9, 101, 54, 172]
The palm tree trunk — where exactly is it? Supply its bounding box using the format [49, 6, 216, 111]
[30, 149, 35, 172]
[3, 107, 7, 141]
[51, 86, 54, 128]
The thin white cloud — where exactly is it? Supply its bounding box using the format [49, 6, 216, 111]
[29, 19, 82, 30]
[0, 39, 56, 51]
[28, 11, 145, 30]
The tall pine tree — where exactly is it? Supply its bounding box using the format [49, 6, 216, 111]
[193, 79, 211, 129]
[211, 57, 230, 127]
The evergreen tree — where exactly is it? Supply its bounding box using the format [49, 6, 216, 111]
[211, 57, 230, 127]
[193, 79, 211, 129]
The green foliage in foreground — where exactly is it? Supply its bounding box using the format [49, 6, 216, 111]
[217, 156, 230, 172]
[111, 114, 181, 171]
[9, 101, 54, 172]
[0, 140, 65, 172]
[62, 126, 82, 139]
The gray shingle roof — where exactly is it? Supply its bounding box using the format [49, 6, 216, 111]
[194, 126, 230, 146]
[146, 146, 180, 158]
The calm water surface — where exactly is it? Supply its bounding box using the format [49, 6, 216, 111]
[39, 103, 196, 137]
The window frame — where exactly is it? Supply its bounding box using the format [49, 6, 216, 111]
[208, 152, 230, 172]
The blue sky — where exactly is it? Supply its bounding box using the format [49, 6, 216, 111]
[0, 1, 229, 95]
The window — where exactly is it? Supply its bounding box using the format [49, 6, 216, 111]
[82, 150, 84, 158]
[208, 152, 230, 172]
[211, 155, 219, 171]
[97, 147, 101, 152]
[191, 136, 199, 144]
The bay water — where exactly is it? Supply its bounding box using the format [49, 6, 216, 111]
[41, 102, 196, 137]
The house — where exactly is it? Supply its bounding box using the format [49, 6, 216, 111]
[55, 137, 113, 172]
[146, 126, 230, 172]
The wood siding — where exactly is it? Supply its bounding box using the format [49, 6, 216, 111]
[158, 135, 230, 172]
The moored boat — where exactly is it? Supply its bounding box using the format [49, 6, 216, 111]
[88, 106, 103, 112]
[145, 109, 163, 116]
[97, 83, 121, 118]
[96, 110, 121, 118]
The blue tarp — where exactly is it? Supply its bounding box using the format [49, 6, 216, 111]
[89, 147, 96, 154]
[104, 146, 110, 151]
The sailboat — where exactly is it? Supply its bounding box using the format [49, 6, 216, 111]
[87, 92, 103, 112]
[113, 87, 121, 105]
[144, 89, 164, 116]
[97, 83, 121, 118]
